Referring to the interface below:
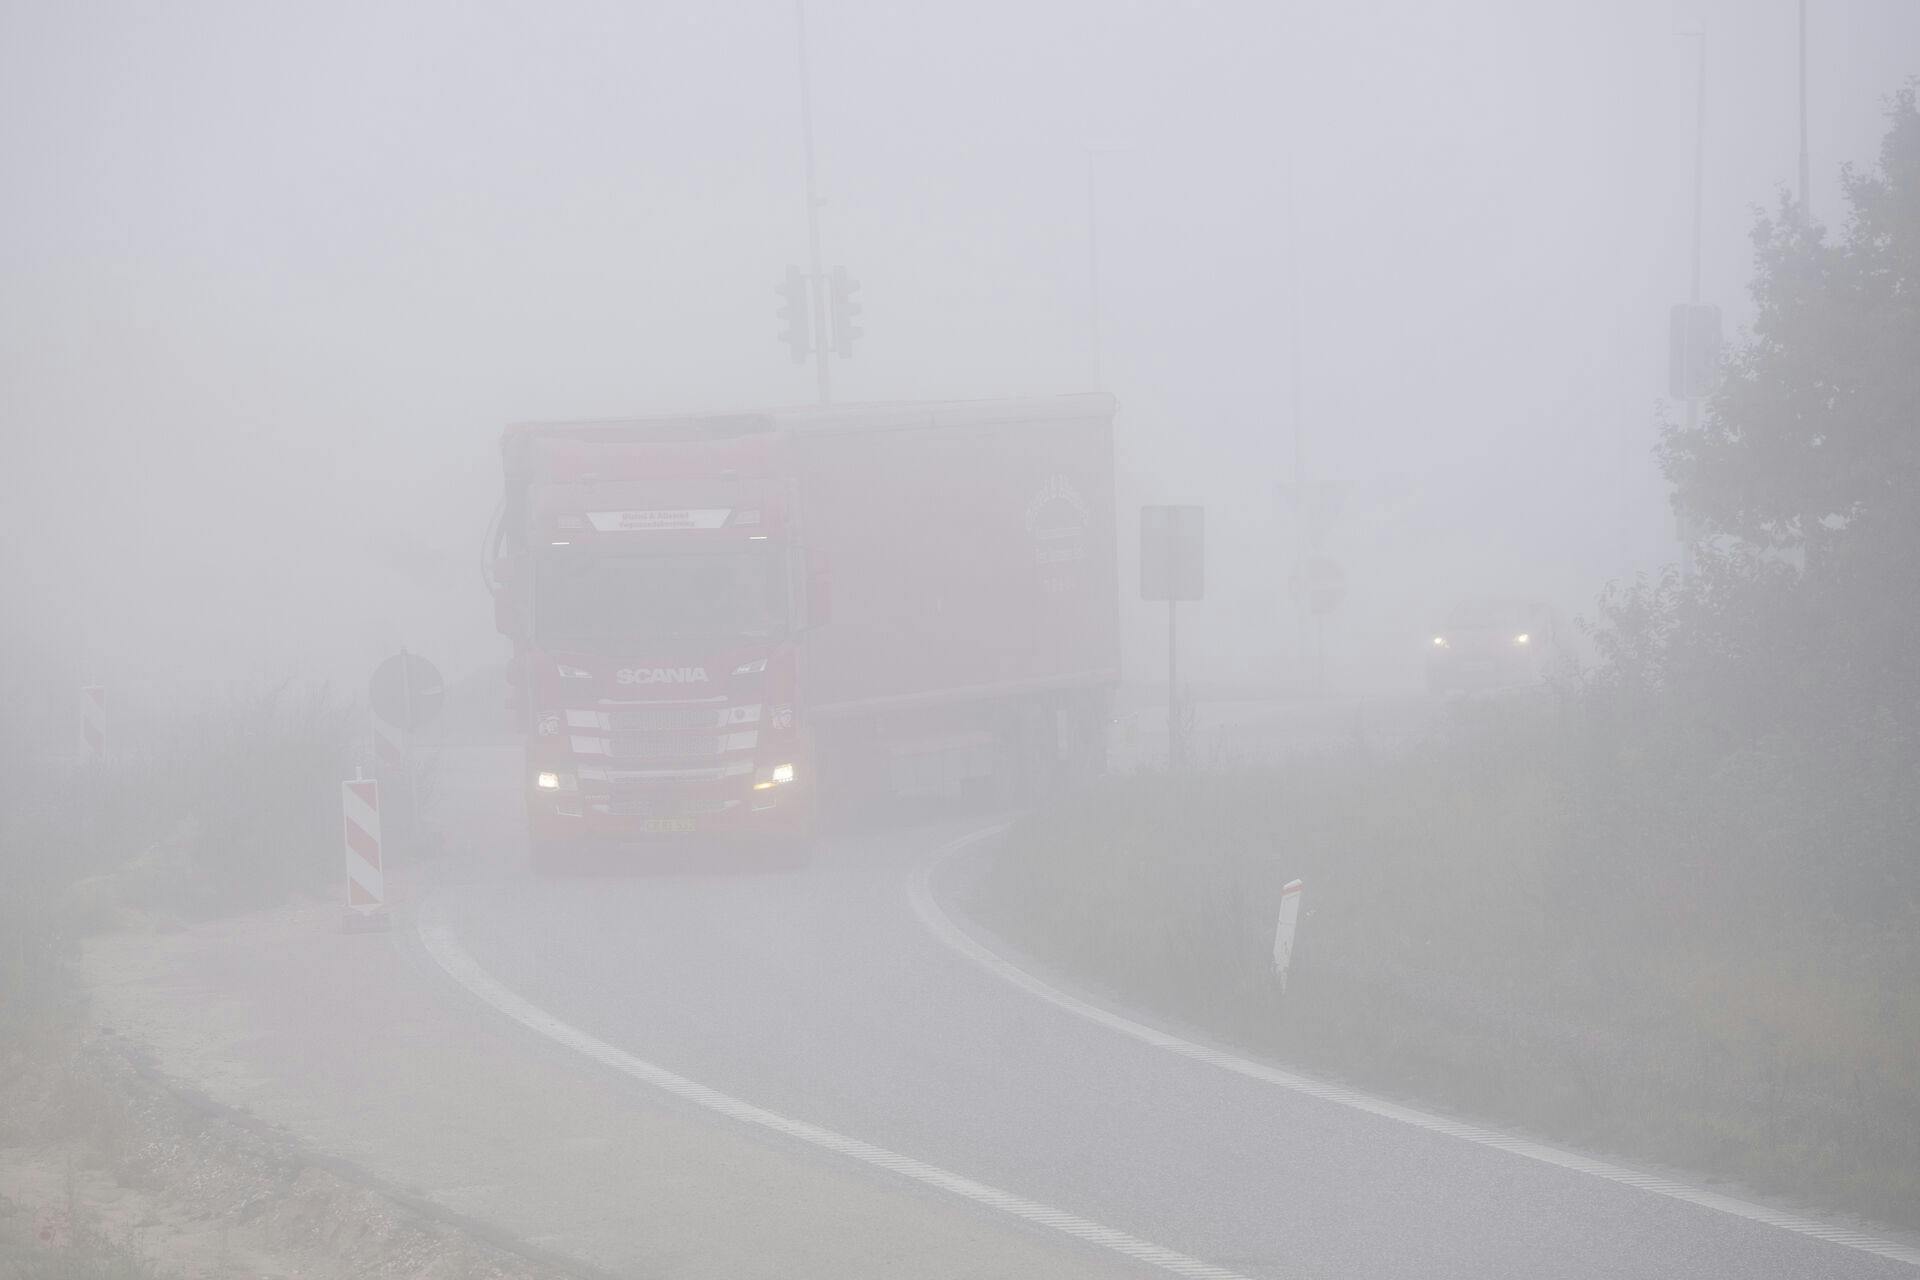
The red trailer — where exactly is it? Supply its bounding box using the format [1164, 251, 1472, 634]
[487, 394, 1118, 867]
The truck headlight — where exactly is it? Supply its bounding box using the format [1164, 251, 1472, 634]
[536, 771, 561, 790]
[753, 762, 796, 790]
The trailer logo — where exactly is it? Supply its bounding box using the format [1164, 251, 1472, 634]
[616, 667, 710, 685]
[1024, 474, 1091, 594]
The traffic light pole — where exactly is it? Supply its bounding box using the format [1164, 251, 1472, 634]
[795, 0, 831, 404]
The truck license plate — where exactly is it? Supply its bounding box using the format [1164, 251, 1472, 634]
[642, 818, 697, 834]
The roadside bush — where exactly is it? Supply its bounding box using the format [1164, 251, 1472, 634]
[0, 674, 353, 1039]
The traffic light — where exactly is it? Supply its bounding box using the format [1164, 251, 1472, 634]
[829, 266, 862, 358]
[777, 267, 812, 362]
[1668, 302, 1722, 399]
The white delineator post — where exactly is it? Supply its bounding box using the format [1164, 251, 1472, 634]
[341, 774, 388, 930]
[78, 685, 106, 764]
[1271, 878, 1304, 990]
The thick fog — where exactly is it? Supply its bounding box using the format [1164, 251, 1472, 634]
[6, 1, 1912, 693]
[8, 6, 1920, 1278]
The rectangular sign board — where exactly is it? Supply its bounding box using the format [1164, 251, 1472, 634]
[1140, 504, 1203, 602]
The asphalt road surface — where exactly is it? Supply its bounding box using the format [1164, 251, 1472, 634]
[422, 744, 1917, 1280]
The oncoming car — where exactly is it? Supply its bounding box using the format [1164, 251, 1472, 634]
[1426, 599, 1568, 694]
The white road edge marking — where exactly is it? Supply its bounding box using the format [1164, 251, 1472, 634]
[911, 824, 1920, 1270]
[415, 902, 1253, 1280]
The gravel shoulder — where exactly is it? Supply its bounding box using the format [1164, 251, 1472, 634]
[66, 891, 1127, 1280]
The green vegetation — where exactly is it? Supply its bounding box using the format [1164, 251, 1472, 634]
[974, 89, 1920, 1227]
[0, 670, 352, 1039]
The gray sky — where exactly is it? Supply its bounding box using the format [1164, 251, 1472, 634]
[4, 0, 1915, 693]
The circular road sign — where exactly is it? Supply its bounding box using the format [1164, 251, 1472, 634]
[369, 651, 445, 731]
[1288, 556, 1346, 618]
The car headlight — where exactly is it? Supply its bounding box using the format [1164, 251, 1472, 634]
[1513, 633, 1530, 646]
[1432, 635, 1448, 648]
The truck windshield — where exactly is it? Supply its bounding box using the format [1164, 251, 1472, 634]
[535, 550, 785, 649]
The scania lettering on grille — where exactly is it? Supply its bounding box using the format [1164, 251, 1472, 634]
[615, 667, 710, 685]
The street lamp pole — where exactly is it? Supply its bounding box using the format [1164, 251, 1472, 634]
[1086, 147, 1103, 388]
[794, 0, 831, 404]
[1797, 0, 1811, 222]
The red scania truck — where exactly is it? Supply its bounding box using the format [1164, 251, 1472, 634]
[486, 394, 1119, 867]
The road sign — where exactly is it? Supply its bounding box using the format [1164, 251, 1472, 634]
[1140, 505, 1203, 602]
[1288, 556, 1346, 617]
[368, 651, 444, 732]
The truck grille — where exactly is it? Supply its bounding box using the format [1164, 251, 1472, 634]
[607, 731, 723, 761]
[604, 789, 734, 818]
[607, 706, 724, 732]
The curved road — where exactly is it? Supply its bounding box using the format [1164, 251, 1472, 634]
[424, 745, 1916, 1280]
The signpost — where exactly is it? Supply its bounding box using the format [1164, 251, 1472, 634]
[1140, 505, 1203, 769]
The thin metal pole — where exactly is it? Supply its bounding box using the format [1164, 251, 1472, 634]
[1287, 150, 1303, 498]
[1086, 147, 1102, 388]
[1797, 0, 1811, 222]
[1689, 31, 1705, 309]
[1167, 596, 1178, 771]
[795, 0, 831, 404]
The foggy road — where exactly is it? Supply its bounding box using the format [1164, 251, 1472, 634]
[420, 745, 1915, 1280]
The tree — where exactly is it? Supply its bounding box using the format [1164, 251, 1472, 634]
[1659, 86, 1920, 731]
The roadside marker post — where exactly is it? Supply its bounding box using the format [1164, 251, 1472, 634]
[1271, 878, 1304, 990]
[78, 685, 106, 764]
[341, 771, 389, 932]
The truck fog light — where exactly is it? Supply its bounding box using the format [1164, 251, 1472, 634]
[536, 771, 561, 790]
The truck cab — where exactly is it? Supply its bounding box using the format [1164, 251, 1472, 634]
[489, 416, 823, 864]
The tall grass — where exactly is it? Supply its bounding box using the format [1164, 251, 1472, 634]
[972, 695, 1920, 1227]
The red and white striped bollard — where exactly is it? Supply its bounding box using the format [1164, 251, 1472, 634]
[341, 772, 389, 931]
